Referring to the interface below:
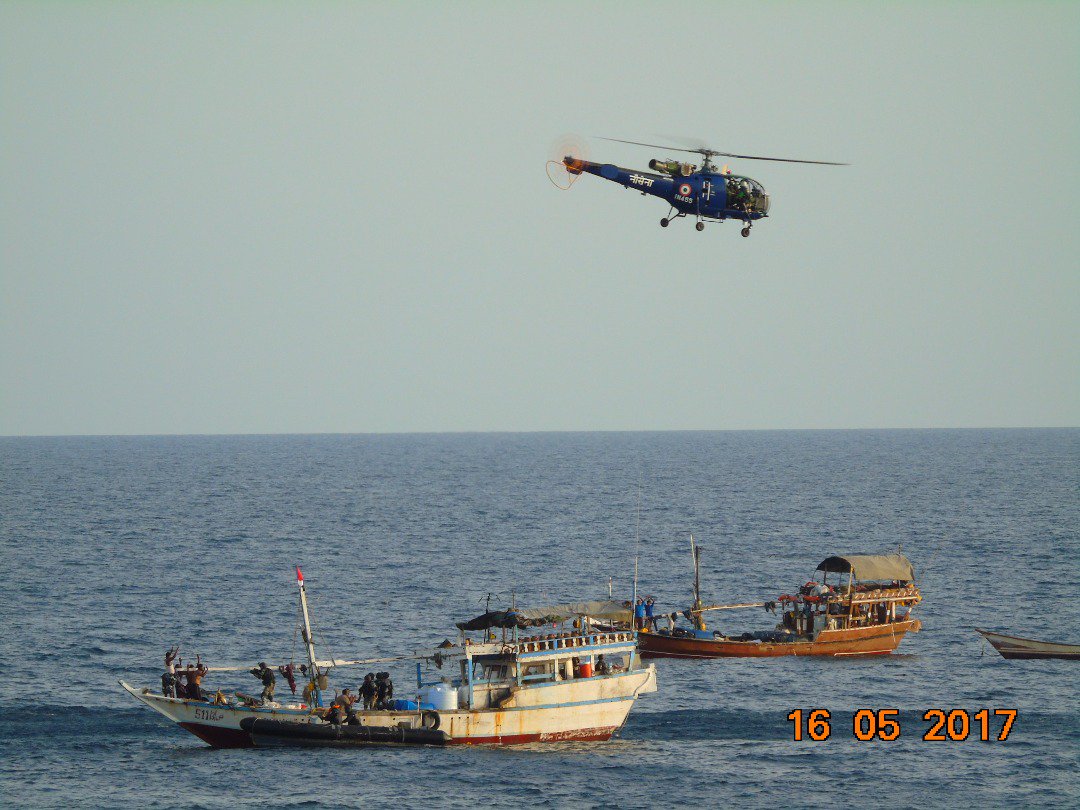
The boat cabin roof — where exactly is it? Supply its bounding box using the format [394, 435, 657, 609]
[817, 553, 914, 583]
[455, 600, 631, 631]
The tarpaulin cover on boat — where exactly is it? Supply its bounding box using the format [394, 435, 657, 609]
[816, 554, 915, 582]
[516, 600, 632, 622]
[456, 600, 632, 631]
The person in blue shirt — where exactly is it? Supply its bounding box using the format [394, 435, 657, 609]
[634, 598, 646, 630]
[645, 597, 656, 630]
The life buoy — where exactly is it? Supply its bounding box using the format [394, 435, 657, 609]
[420, 710, 440, 731]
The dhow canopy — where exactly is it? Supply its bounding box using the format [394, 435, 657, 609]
[816, 554, 915, 583]
[456, 600, 632, 631]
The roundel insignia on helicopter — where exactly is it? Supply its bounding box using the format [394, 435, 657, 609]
[678, 183, 692, 197]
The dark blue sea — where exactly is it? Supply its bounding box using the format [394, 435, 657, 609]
[1, 430, 1077, 808]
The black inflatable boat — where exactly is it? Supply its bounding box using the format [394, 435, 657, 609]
[240, 717, 450, 747]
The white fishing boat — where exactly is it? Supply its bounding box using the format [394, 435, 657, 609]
[245, 627, 657, 746]
[123, 572, 657, 747]
[975, 628, 1080, 661]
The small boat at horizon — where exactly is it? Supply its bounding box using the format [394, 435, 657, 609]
[975, 628, 1080, 661]
[637, 538, 922, 658]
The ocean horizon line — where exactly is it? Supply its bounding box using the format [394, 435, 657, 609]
[2, 425, 1077, 440]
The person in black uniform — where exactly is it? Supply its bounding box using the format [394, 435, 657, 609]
[360, 673, 377, 710]
[375, 672, 394, 709]
[251, 662, 276, 703]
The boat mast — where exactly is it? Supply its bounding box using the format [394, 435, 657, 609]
[296, 567, 321, 700]
[631, 481, 641, 634]
[690, 534, 704, 630]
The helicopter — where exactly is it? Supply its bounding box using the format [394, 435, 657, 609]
[555, 137, 847, 236]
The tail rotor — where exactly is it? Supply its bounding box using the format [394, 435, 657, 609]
[546, 133, 590, 190]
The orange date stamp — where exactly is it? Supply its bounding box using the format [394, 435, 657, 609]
[787, 708, 1018, 741]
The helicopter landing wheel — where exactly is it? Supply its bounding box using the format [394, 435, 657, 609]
[741, 227, 751, 238]
[660, 218, 669, 228]
[695, 222, 705, 232]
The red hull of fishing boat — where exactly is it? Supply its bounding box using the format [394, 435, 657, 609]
[448, 727, 616, 745]
[178, 722, 254, 748]
[638, 620, 920, 659]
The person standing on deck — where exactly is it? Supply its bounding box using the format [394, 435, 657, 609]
[337, 688, 359, 722]
[645, 597, 656, 630]
[164, 646, 180, 676]
[634, 599, 646, 630]
[251, 662, 276, 703]
[360, 673, 377, 709]
[161, 670, 176, 698]
[190, 657, 208, 701]
[375, 672, 393, 708]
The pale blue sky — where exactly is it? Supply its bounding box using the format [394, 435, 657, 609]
[2, 2, 1077, 435]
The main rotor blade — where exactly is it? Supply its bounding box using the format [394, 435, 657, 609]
[596, 136, 705, 155]
[656, 134, 710, 151]
[713, 151, 849, 166]
[598, 136, 849, 166]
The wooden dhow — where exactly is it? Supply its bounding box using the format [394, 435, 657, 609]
[639, 539, 922, 659]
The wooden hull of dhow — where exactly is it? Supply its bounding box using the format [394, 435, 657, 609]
[638, 620, 920, 659]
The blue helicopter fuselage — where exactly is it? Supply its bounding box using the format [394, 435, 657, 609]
[566, 158, 770, 223]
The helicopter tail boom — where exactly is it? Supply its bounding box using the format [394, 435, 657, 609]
[563, 157, 673, 200]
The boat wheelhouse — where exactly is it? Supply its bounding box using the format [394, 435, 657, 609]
[639, 548, 922, 659]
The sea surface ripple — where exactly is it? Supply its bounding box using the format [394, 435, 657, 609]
[1, 430, 1077, 808]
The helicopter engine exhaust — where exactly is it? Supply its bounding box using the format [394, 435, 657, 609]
[648, 159, 695, 176]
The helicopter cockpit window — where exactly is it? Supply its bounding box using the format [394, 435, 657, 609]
[725, 176, 769, 214]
